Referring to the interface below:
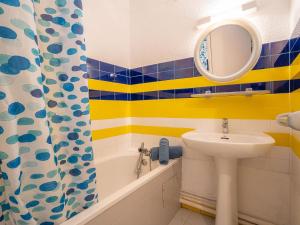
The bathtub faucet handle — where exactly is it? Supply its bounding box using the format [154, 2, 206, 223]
[138, 142, 150, 156]
[138, 142, 144, 153]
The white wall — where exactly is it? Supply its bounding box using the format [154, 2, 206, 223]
[130, 0, 291, 68]
[83, 0, 131, 68]
[83, 0, 291, 68]
[290, 0, 300, 35]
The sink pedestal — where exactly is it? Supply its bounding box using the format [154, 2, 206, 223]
[182, 131, 275, 225]
[215, 158, 238, 225]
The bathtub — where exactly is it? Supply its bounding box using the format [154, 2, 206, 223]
[62, 152, 181, 225]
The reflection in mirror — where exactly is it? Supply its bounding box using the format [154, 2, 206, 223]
[199, 25, 253, 77]
[195, 20, 261, 82]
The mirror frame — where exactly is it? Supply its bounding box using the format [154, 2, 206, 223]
[194, 19, 262, 82]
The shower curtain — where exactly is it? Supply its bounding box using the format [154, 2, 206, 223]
[0, 1, 98, 224]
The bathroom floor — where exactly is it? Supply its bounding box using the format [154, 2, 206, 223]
[168, 208, 215, 225]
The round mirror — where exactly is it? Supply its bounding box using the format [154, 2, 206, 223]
[194, 20, 262, 82]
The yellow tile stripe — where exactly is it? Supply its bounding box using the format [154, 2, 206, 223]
[90, 94, 290, 120]
[88, 79, 129, 93]
[291, 92, 300, 111]
[291, 133, 300, 158]
[265, 132, 291, 147]
[130, 94, 290, 120]
[92, 126, 131, 140]
[291, 54, 300, 79]
[89, 100, 130, 120]
[88, 67, 290, 93]
[92, 125, 291, 148]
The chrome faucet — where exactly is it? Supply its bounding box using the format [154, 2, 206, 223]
[136, 143, 151, 178]
[222, 118, 229, 135]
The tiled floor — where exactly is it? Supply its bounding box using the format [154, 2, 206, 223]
[168, 208, 215, 225]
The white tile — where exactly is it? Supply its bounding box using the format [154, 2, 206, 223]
[239, 156, 290, 174]
[131, 134, 181, 150]
[93, 134, 132, 159]
[228, 119, 270, 133]
[92, 118, 131, 130]
[130, 117, 221, 131]
[238, 167, 290, 225]
[239, 157, 267, 170]
[268, 120, 291, 133]
[182, 158, 217, 200]
[265, 158, 290, 174]
[267, 146, 291, 160]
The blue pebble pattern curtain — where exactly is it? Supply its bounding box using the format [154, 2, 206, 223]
[0, 0, 98, 224]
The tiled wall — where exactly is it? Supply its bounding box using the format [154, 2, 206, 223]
[87, 22, 300, 225]
[88, 38, 300, 101]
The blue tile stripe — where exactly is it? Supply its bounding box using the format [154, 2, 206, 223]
[88, 37, 300, 101]
[87, 60, 129, 84]
[88, 39, 300, 85]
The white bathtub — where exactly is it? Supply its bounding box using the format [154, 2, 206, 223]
[62, 152, 181, 225]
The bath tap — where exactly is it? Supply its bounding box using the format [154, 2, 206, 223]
[136, 142, 151, 178]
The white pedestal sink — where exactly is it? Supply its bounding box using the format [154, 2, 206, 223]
[182, 131, 275, 225]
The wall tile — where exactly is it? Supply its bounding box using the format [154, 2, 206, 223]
[273, 80, 290, 93]
[175, 58, 194, 70]
[100, 61, 114, 73]
[253, 56, 271, 70]
[241, 82, 271, 91]
[87, 68, 100, 79]
[143, 91, 158, 100]
[87, 58, 100, 70]
[291, 38, 300, 52]
[261, 43, 271, 57]
[290, 51, 300, 64]
[115, 75, 128, 84]
[193, 66, 201, 76]
[290, 38, 298, 51]
[115, 93, 129, 101]
[271, 53, 290, 67]
[115, 65, 128, 76]
[194, 86, 215, 94]
[131, 76, 143, 84]
[89, 90, 100, 100]
[131, 93, 144, 101]
[130, 67, 143, 77]
[144, 73, 157, 83]
[175, 88, 193, 98]
[143, 64, 158, 74]
[216, 84, 241, 92]
[101, 91, 115, 100]
[291, 79, 300, 92]
[270, 40, 289, 55]
[175, 68, 194, 79]
[158, 61, 175, 72]
[100, 71, 114, 82]
[159, 90, 175, 99]
[158, 70, 174, 81]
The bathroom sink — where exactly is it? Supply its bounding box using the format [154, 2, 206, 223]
[182, 130, 275, 225]
[182, 131, 275, 159]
